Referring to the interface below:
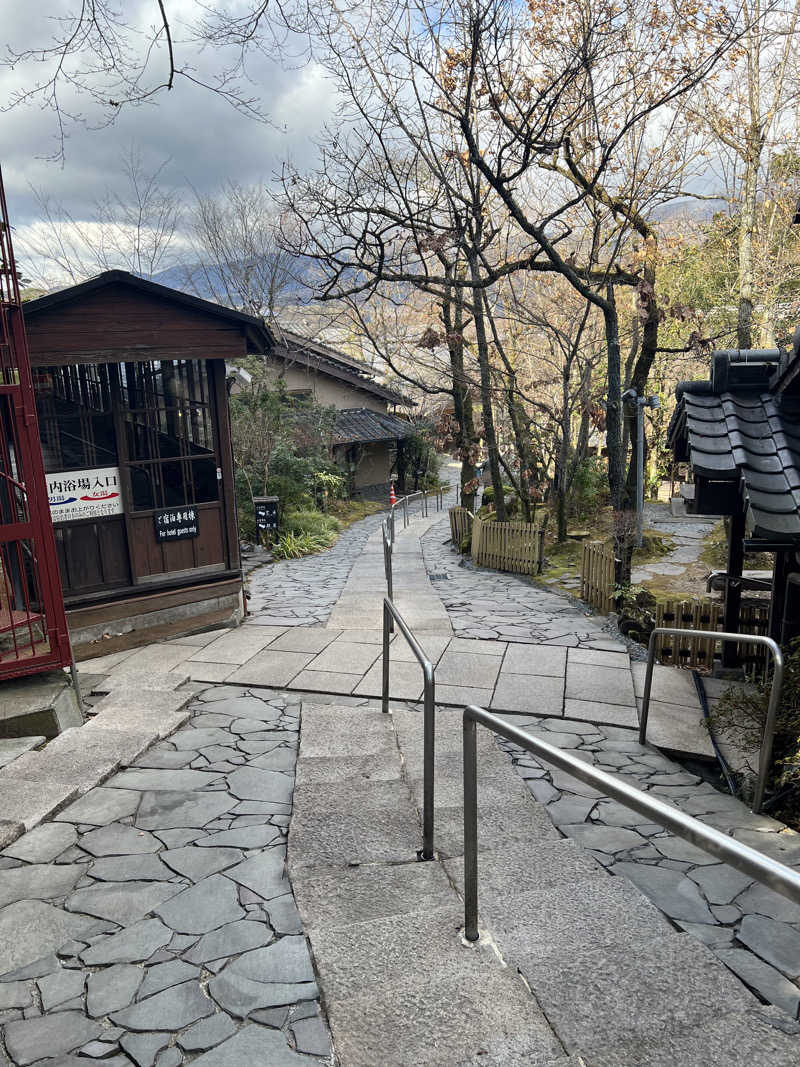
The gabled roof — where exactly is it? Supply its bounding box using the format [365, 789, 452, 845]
[270, 326, 409, 406]
[23, 269, 272, 353]
[333, 408, 414, 445]
[668, 347, 800, 540]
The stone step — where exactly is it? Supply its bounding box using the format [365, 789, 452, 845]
[631, 662, 714, 759]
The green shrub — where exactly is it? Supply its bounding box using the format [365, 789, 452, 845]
[569, 456, 609, 521]
[272, 530, 335, 559]
[282, 510, 342, 539]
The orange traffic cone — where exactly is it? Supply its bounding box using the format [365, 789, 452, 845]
[389, 482, 397, 506]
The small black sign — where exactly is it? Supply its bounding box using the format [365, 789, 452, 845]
[154, 506, 199, 542]
[254, 496, 279, 532]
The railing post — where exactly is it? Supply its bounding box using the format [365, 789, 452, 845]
[463, 712, 479, 941]
[639, 631, 658, 745]
[403, 496, 409, 528]
[754, 642, 784, 814]
[422, 663, 436, 860]
[382, 600, 391, 714]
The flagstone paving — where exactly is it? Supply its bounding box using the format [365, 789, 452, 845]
[3, 497, 800, 1062]
[0, 685, 334, 1065]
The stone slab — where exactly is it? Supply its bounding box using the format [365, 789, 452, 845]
[0, 900, 95, 978]
[562, 699, 638, 727]
[54, 787, 143, 826]
[583, 1008, 800, 1067]
[268, 629, 341, 655]
[192, 1024, 320, 1066]
[192, 628, 281, 664]
[519, 933, 757, 1059]
[4, 1010, 102, 1065]
[2, 822, 77, 863]
[296, 753, 400, 785]
[306, 641, 381, 675]
[227, 651, 313, 687]
[566, 662, 636, 707]
[501, 644, 567, 677]
[292, 861, 454, 931]
[289, 670, 360, 695]
[155, 874, 245, 934]
[434, 651, 502, 689]
[354, 660, 423, 700]
[491, 673, 563, 715]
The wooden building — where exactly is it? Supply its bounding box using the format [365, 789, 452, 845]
[230, 327, 414, 500]
[23, 270, 271, 655]
[668, 340, 800, 654]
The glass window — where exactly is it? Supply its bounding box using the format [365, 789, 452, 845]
[35, 365, 118, 473]
[120, 360, 219, 511]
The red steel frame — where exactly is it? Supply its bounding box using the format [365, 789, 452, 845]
[0, 166, 72, 680]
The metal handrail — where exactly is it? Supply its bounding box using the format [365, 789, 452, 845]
[639, 627, 783, 814]
[382, 597, 436, 860]
[381, 519, 394, 608]
[462, 703, 800, 943]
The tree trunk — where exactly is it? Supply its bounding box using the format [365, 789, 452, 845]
[603, 287, 624, 511]
[443, 287, 479, 512]
[737, 138, 759, 349]
[469, 257, 506, 520]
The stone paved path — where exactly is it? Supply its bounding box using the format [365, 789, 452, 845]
[3, 495, 800, 1063]
[0, 684, 334, 1066]
[631, 501, 717, 586]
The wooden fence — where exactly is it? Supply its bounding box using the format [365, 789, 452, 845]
[471, 515, 546, 575]
[655, 599, 771, 673]
[580, 540, 616, 613]
[448, 506, 474, 548]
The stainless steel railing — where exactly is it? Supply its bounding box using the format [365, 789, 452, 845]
[639, 627, 783, 814]
[389, 484, 451, 534]
[462, 703, 800, 943]
[381, 518, 393, 607]
[382, 597, 436, 860]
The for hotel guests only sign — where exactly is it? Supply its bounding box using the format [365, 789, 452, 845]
[46, 467, 123, 523]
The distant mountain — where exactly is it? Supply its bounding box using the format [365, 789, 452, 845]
[150, 256, 316, 308]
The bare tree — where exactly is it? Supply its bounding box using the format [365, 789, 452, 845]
[3, 2, 272, 159]
[21, 149, 182, 286]
[686, 0, 800, 347]
[185, 182, 300, 321]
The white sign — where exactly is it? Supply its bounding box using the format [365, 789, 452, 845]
[46, 467, 124, 524]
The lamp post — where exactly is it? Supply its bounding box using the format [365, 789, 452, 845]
[622, 388, 660, 548]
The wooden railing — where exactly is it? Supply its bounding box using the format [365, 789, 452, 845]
[580, 540, 616, 613]
[471, 515, 547, 575]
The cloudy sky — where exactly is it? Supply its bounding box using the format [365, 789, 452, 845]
[2, 1, 337, 279]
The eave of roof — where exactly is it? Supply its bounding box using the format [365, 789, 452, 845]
[332, 407, 414, 445]
[23, 269, 272, 353]
[671, 386, 800, 539]
[269, 326, 411, 406]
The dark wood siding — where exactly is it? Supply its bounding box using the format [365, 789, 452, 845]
[26, 283, 247, 366]
[55, 516, 131, 597]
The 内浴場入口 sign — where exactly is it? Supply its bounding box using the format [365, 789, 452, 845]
[46, 467, 123, 523]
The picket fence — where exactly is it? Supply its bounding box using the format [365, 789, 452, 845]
[471, 515, 547, 575]
[580, 540, 616, 614]
[448, 506, 474, 548]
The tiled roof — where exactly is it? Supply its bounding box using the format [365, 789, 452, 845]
[669, 386, 800, 539]
[332, 408, 414, 445]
